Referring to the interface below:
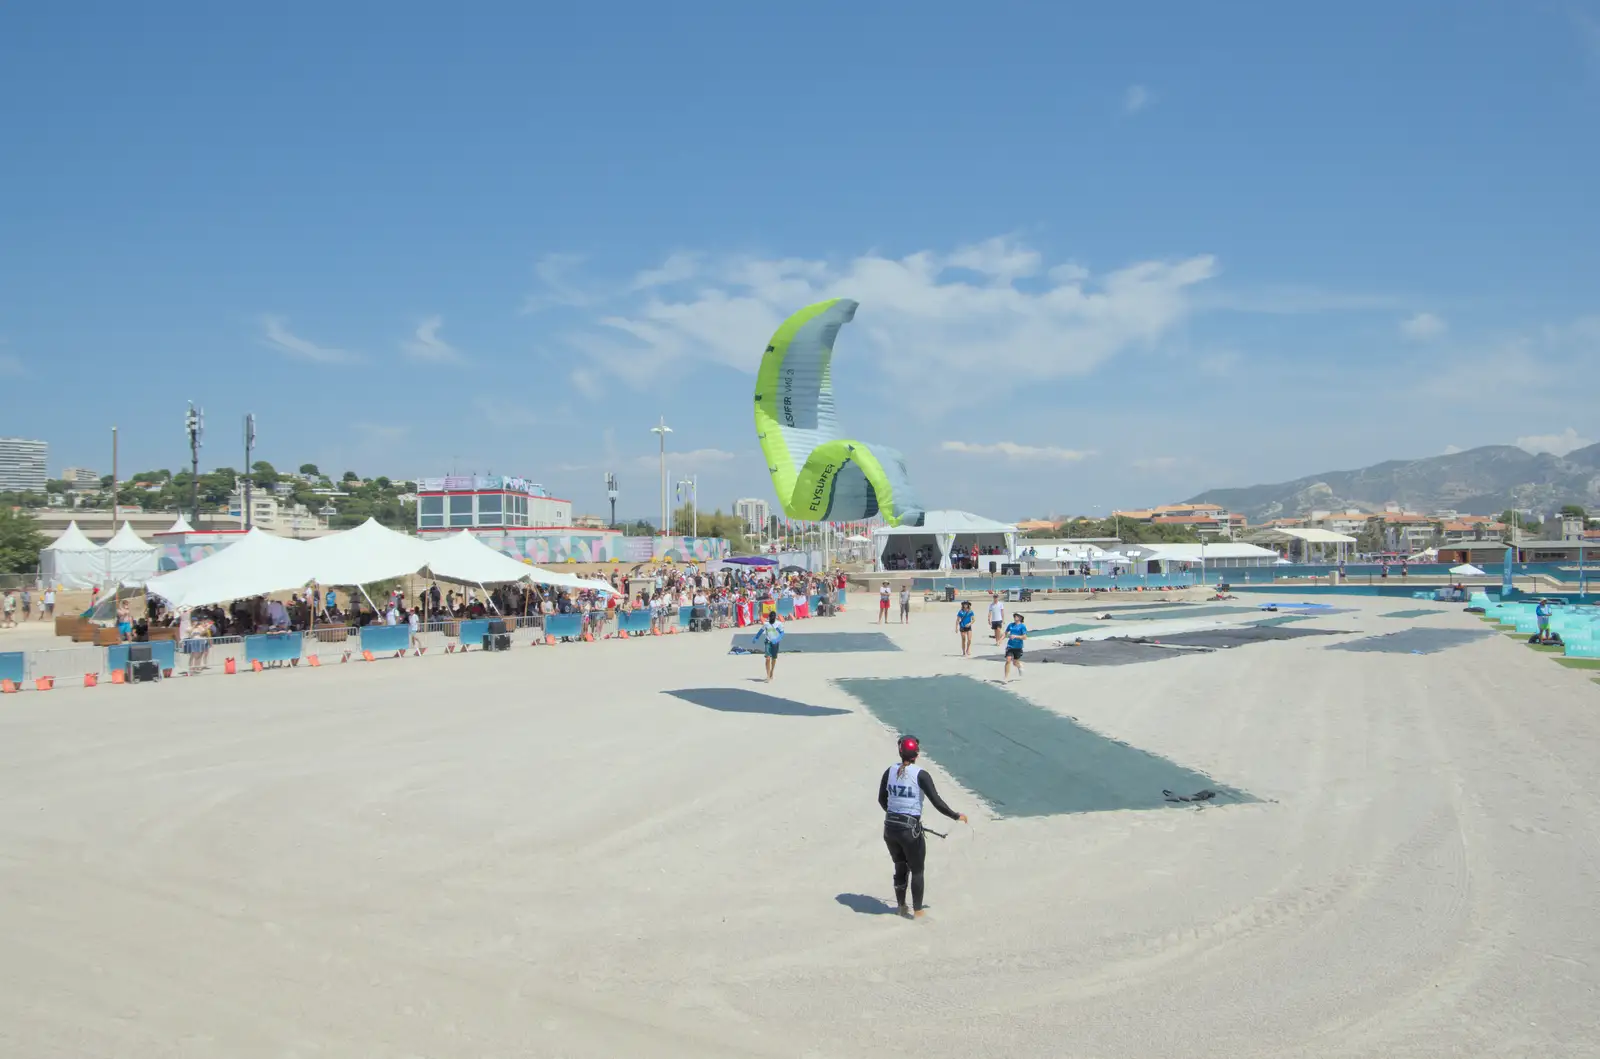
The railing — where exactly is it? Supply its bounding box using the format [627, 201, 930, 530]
[1, 597, 830, 691]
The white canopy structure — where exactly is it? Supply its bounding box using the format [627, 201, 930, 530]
[39, 521, 104, 589]
[144, 528, 317, 608]
[102, 523, 159, 586]
[145, 520, 619, 608]
[425, 531, 616, 595]
[159, 514, 195, 534]
[872, 510, 1017, 572]
[1450, 563, 1487, 577]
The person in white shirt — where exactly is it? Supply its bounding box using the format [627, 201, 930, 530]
[987, 594, 1005, 647]
[879, 582, 892, 625]
[384, 603, 398, 626]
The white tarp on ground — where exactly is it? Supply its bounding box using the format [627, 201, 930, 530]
[102, 523, 159, 587]
[39, 521, 104, 590]
[144, 528, 317, 608]
[425, 531, 617, 595]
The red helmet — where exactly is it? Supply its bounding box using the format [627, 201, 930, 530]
[897, 735, 920, 760]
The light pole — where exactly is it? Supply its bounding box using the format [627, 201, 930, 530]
[243, 413, 256, 529]
[650, 417, 672, 534]
[185, 402, 204, 527]
[604, 472, 618, 529]
[676, 476, 697, 537]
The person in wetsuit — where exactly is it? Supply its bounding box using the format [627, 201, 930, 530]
[878, 735, 966, 919]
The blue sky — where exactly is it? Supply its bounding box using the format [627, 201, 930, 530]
[2, 2, 1596, 519]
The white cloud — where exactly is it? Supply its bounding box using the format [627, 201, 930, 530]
[403, 315, 464, 363]
[1132, 456, 1181, 472]
[1400, 312, 1446, 340]
[1515, 428, 1594, 457]
[474, 397, 538, 430]
[538, 238, 1219, 402]
[522, 253, 594, 312]
[941, 441, 1096, 462]
[635, 447, 737, 469]
[1123, 84, 1154, 115]
[630, 252, 701, 291]
[261, 315, 355, 364]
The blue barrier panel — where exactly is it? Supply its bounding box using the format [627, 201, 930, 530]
[457, 619, 492, 645]
[359, 625, 411, 654]
[245, 632, 302, 664]
[808, 594, 822, 613]
[838, 587, 847, 605]
[776, 597, 796, 618]
[619, 610, 653, 635]
[677, 606, 693, 628]
[0, 652, 22, 684]
[107, 641, 177, 674]
[543, 613, 584, 639]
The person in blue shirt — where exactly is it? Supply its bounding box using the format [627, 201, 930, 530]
[753, 611, 785, 682]
[1003, 613, 1028, 681]
[1535, 598, 1553, 642]
[955, 600, 975, 656]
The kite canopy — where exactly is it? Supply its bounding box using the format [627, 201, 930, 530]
[755, 299, 924, 527]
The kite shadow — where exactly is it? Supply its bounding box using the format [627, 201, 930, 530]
[665, 688, 851, 717]
[835, 893, 900, 916]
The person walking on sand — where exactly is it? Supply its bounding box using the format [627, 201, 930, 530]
[899, 584, 911, 624]
[753, 610, 785, 682]
[879, 735, 966, 919]
[1003, 612, 1028, 681]
[879, 581, 891, 624]
[987, 593, 1005, 647]
[955, 600, 975, 656]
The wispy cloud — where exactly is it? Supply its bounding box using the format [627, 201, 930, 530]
[1515, 427, 1593, 457]
[634, 447, 737, 468]
[403, 315, 464, 363]
[941, 441, 1096, 462]
[474, 397, 538, 430]
[1132, 456, 1182, 472]
[1197, 284, 1400, 315]
[522, 253, 595, 312]
[1400, 311, 1446, 340]
[1123, 84, 1154, 115]
[260, 315, 356, 364]
[541, 236, 1219, 406]
[630, 252, 701, 291]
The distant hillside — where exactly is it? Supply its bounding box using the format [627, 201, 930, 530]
[1188, 443, 1600, 522]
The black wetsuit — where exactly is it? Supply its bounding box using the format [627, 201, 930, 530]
[878, 766, 962, 911]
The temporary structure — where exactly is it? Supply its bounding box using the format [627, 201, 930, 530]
[425, 531, 617, 594]
[872, 510, 1017, 571]
[144, 528, 316, 608]
[159, 514, 195, 534]
[1449, 563, 1487, 577]
[102, 523, 159, 586]
[39, 521, 103, 589]
[301, 518, 433, 588]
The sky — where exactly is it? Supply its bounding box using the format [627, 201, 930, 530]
[1, 1, 1597, 520]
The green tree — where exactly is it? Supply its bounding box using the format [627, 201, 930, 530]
[1559, 504, 1587, 521]
[341, 470, 360, 483]
[0, 507, 47, 574]
[45, 479, 71, 495]
[671, 504, 752, 553]
[299, 463, 320, 477]
[1356, 520, 1386, 554]
[250, 460, 280, 488]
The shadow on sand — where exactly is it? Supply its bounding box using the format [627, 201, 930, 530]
[835, 893, 901, 916]
[665, 688, 851, 717]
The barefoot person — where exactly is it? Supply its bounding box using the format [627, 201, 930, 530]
[955, 600, 975, 656]
[898, 584, 911, 624]
[753, 610, 785, 682]
[879, 735, 966, 919]
[878, 582, 891, 625]
[1003, 612, 1027, 681]
[987, 593, 1005, 647]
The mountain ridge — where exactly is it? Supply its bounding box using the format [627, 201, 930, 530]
[1186, 443, 1600, 522]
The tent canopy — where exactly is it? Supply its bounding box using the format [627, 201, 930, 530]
[723, 556, 777, 566]
[159, 515, 195, 534]
[144, 528, 316, 608]
[46, 521, 100, 552]
[872, 509, 1016, 571]
[1450, 563, 1487, 576]
[40, 520, 105, 590]
[426, 531, 616, 595]
[102, 522, 159, 587]
[104, 523, 154, 552]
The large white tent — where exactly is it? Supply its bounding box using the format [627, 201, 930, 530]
[39, 521, 104, 589]
[102, 523, 159, 586]
[872, 510, 1017, 572]
[144, 528, 317, 609]
[159, 514, 195, 534]
[144, 520, 618, 609]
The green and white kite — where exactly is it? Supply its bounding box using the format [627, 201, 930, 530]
[754, 299, 925, 527]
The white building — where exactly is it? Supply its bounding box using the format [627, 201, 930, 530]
[61, 466, 99, 488]
[226, 490, 329, 535]
[0, 437, 48, 493]
[414, 475, 571, 533]
[734, 497, 771, 535]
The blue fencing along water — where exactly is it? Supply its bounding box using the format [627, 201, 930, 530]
[107, 641, 177, 675]
[245, 632, 303, 665]
[0, 651, 23, 685]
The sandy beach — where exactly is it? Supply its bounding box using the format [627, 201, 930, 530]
[2, 594, 1598, 1057]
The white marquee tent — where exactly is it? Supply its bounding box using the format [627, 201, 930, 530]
[144, 520, 617, 609]
[159, 515, 195, 534]
[872, 510, 1017, 572]
[101, 523, 159, 586]
[39, 521, 105, 590]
